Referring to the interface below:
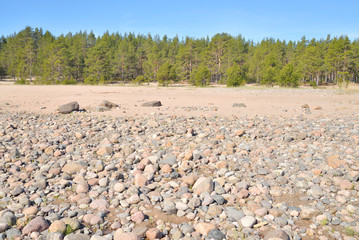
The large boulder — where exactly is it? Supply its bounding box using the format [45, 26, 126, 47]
[141, 101, 162, 107]
[59, 101, 79, 114]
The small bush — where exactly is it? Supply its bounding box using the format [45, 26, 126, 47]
[64, 224, 74, 235]
[191, 65, 211, 86]
[277, 63, 300, 87]
[309, 81, 318, 88]
[133, 75, 146, 85]
[62, 78, 77, 85]
[15, 79, 27, 85]
[227, 64, 246, 87]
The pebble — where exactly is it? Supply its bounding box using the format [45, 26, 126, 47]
[0, 110, 355, 240]
[241, 216, 257, 228]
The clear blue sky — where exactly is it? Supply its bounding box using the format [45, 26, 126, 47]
[1, 0, 358, 42]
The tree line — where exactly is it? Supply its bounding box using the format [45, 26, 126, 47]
[0, 26, 358, 87]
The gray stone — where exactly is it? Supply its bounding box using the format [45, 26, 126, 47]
[227, 207, 245, 221]
[5, 228, 21, 238]
[58, 102, 79, 114]
[332, 218, 342, 225]
[95, 106, 110, 112]
[159, 156, 177, 166]
[48, 232, 65, 240]
[141, 101, 162, 107]
[163, 199, 177, 214]
[99, 100, 119, 109]
[241, 216, 257, 228]
[258, 168, 269, 175]
[207, 229, 225, 240]
[233, 103, 246, 108]
[212, 195, 225, 205]
[10, 186, 23, 196]
[275, 217, 288, 227]
[181, 224, 195, 234]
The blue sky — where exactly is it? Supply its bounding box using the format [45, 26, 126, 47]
[1, 0, 358, 42]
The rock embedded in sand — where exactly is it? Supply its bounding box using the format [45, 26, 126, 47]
[99, 100, 119, 109]
[141, 101, 162, 107]
[95, 106, 110, 112]
[232, 103, 246, 108]
[58, 101, 79, 114]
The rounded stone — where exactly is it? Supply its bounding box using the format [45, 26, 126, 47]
[240, 216, 257, 228]
[264, 229, 290, 240]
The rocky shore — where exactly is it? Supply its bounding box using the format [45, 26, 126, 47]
[0, 110, 358, 240]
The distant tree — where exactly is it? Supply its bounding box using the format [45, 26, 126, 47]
[191, 64, 211, 86]
[278, 63, 300, 87]
[226, 63, 246, 86]
[84, 33, 112, 84]
[157, 62, 177, 86]
[0, 26, 359, 87]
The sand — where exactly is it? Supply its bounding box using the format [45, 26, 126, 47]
[0, 84, 358, 118]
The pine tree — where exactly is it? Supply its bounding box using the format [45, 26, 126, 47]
[157, 61, 177, 86]
[278, 63, 300, 87]
[226, 63, 246, 87]
[191, 64, 211, 86]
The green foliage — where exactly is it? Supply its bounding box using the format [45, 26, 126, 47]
[278, 63, 300, 87]
[227, 63, 246, 87]
[344, 227, 357, 237]
[62, 77, 77, 85]
[192, 64, 211, 86]
[0, 27, 359, 87]
[15, 78, 27, 85]
[320, 218, 328, 226]
[309, 80, 318, 88]
[157, 62, 177, 86]
[64, 224, 74, 235]
[261, 66, 277, 86]
[133, 75, 146, 85]
[84, 75, 97, 85]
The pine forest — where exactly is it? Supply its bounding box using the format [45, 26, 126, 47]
[0, 26, 358, 87]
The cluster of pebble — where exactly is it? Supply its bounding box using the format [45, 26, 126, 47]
[0, 110, 358, 240]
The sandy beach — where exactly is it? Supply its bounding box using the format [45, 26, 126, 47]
[0, 84, 358, 118]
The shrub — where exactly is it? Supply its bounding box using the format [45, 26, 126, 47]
[15, 78, 27, 85]
[157, 62, 177, 86]
[62, 77, 77, 85]
[191, 65, 211, 86]
[277, 63, 300, 87]
[133, 75, 146, 85]
[227, 64, 246, 87]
